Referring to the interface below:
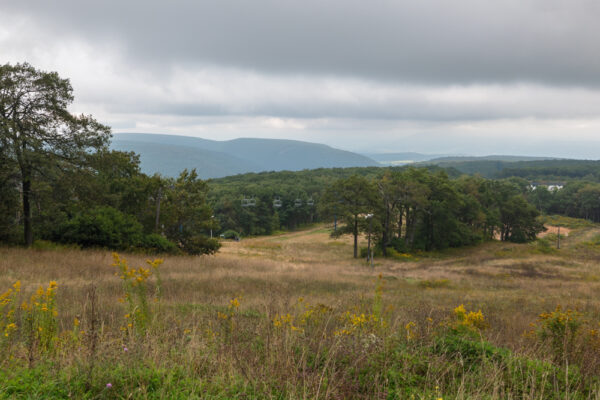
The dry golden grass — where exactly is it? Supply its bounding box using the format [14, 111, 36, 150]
[2, 223, 600, 352]
[2, 222, 600, 398]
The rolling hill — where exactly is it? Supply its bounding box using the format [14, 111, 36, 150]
[111, 133, 379, 178]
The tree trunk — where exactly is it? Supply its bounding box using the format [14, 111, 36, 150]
[22, 171, 33, 247]
[353, 215, 358, 258]
[405, 208, 413, 247]
[398, 206, 403, 239]
[382, 205, 390, 257]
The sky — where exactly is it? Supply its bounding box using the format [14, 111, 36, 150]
[2, 0, 600, 158]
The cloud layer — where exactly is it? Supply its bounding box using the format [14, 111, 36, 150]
[2, 1, 600, 157]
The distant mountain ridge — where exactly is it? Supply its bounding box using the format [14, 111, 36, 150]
[364, 152, 449, 165]
[424, 155, 559, 163]
[111, 133, 379, 178]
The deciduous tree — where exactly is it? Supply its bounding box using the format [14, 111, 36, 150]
[0, 62, 110, 246]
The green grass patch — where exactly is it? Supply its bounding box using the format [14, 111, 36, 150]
[417, 278, 451, 289]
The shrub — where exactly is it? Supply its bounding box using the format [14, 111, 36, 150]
[138, 234, 179, 255]
[55, 206, 143, 250]
[533, 306, 585, 364]
[434, 331, 508, 364]
[388, 237, 408, 253]
[32, 240, 81, 251]
[179, 235, 221, 255]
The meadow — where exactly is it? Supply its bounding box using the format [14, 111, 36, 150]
[2, 217, 600, 399]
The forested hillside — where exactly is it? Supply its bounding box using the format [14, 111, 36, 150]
[420, 158, 600, 179]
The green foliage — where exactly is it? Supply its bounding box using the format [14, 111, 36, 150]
[417, 278, 451, 289]
[320, 174, 380, 257]
[221, 230, 240, 240]
[434, 331, 508, 364]
[160, 169, 220, 255]
[138, 234, 179, 255]
[359, 246, 382, 258]
[500, 159, 600, 181]
[0, 363, 251, 400]
[534, 237, 559, 254]
[180, 235, 221, 255]
[54, 206, 143, 250]
[534, 306, 586, 364]
[31, 240, 81, 251]
[0, 62, 111, 246]
[0, 63, 219, 254]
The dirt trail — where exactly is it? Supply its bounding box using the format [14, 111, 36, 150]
[538, 225, 571, 238]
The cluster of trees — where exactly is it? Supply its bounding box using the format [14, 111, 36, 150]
[528, 181, 600, 223]
[0, 63, 218, 254]
[500, 160, 600, 181]
[207, 168, 383, 236]
[319, 170, 544, 257]
[5, 62, 596, 258]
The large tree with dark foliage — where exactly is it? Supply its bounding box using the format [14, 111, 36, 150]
[0, 62, 110, 246]
[320, 175, 380, 258]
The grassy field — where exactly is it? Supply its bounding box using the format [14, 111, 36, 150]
[2, 218, 600, 398]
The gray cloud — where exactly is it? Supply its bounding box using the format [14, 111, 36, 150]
[2, 1, 600, 158]
[3, 0, 600, 86]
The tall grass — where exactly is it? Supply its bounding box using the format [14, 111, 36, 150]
[1, 223, 600, 398]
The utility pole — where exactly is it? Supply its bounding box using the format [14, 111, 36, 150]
[210, 215, 214, 238]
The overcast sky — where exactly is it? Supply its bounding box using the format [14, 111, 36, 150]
[2, 0, 600, 157]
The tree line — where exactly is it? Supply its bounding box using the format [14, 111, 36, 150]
[319, 170, 544, 258]
[527, 181, 600, 223]
[0, 63, 219, 254]
[2, 62, 596, 256]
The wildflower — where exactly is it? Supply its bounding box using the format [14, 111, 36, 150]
[123, 347, 128, 352]
[106, 383, 112, 388]
[453, 304, 488, 331]
[217, 312, 228, 320]
[146, 258, 164, 269]
[405, 321, 417, 341]
[229, 298, 240, 309]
